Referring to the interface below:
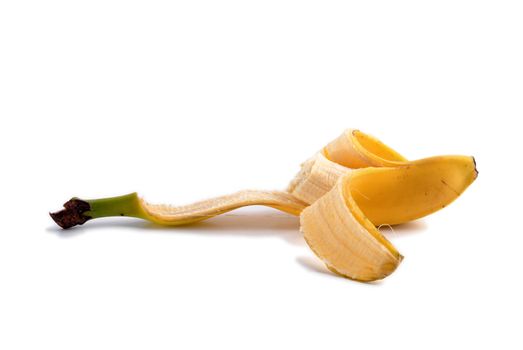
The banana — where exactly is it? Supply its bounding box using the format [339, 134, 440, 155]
[50, 129, 477, 282]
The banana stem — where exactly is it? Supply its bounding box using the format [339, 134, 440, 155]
[50, 193, 146, 229]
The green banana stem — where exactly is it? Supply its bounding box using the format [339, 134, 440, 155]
[50, 193, 147, 229]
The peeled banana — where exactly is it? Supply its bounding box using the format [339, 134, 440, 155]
[50, 129, 477, 282]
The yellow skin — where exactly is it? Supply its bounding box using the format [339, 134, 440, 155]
[350, 155, 478, 226]
[301, 155, 477, 282]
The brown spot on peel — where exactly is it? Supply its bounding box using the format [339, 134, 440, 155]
[49, 198, 92, 229]
[440, 179, 460, 196]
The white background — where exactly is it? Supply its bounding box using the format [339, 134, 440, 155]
[1, 1, 522, 349]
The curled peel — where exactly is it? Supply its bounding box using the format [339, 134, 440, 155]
[300, 155, 477, 281]
[300, 176, 402, 282]
[323, 129, 408, 168]
[287, 129, 414, 205]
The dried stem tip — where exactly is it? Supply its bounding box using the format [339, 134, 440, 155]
[49, 198, 92, 229]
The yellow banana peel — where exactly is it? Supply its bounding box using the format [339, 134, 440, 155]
[50, 129, 477, 282]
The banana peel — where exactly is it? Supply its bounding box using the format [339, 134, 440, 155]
[301, 155, 477, 281]
[50, 129, 477, 282]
